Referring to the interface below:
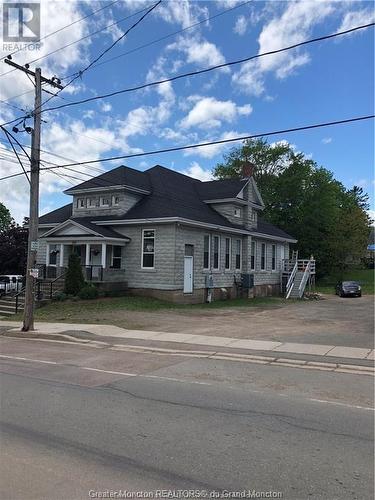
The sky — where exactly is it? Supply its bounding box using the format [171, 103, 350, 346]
[0, 0, 374, 223]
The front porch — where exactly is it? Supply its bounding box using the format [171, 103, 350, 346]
[42, 241, 127, 282]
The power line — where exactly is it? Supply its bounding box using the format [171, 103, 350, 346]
[62, 0, 252, 79]
[1, 114, 373, 182]
[1, 128, 30, 182]
[3, 21, 374, 127]
[0, 4, 155, 79]
[41, 1, 162, 109]
[0, 0, 119, 65]
[1, 0, 250, 105]
[38, 22, 375, 115]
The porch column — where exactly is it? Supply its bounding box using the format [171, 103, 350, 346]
[46, 243, 50, 265]
[85, 243, 90, 266]
[59, 244, 64, 267]
[101, 243, 107, 268]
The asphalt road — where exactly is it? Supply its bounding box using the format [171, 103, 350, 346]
[0, 337, 374, 500]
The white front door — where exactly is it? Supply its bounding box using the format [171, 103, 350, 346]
[183, 256, 193, 294]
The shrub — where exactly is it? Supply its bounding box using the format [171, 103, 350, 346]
[64, 253, 85, 295]
[78, 284, 98, 300]
[53, 291, 67, 301]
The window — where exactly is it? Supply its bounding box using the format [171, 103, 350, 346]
[87, 198, 96, 207]
[112, 246, 122, 269]
[271, 244, 276, 271]
[213, 236, 220, 270]
[260, 243, 266, 270]
[234, 207, 241, 218]
[142, 229, 155, 268]
[77, 198, 85, 208]
[235, 239, 242, 270]
[250, 241, 256, 270]
[49, 244, 58, 265]
[112, 195, 120, 206]
[100, 196, 110, 207]
[203, 235, 210, 269]
[225, 238, 231, 270]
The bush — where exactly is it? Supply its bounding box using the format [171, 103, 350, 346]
[78, 284, 98, 300]
[53, 291, 67, 301]
[64, 253, 85, 295]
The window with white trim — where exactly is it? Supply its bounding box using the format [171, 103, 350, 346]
[100, 196, 110, 207]
[203, 235, 210, 269]
[49, 244, 58, 265]
[213, 236, 220, 270]
[260, 243, 266, 270]
[235, 239, 242, 270]
[77, 198, 85, 208]
[225, 237, 231, 270]
[87, 198, 96, 207]
[112, 195, 120, 206]
[250, 240, 256, 270]
[234, 207, 241, 218]
[142, 229, 155, 268]
[271, 244, 276, 271]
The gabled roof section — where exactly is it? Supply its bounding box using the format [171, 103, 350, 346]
[41, 218, 130, 240]
[196, 178, 248, 200]
[64, 165, 151, 194]
[39, 203, 72, 225]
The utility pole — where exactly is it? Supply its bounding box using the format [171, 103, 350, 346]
[4, 58, 63, 331]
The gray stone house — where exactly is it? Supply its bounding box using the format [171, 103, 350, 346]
[36, 163, 298, 303]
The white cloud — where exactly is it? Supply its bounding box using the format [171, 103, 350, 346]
[338, 8, 375, 35]
[180, 97, 252, 130]
[180, 161, 212, 181]
[232, 0, 335, 94]
[322, 137, 333, 144]
[100, 102, 112, 113]
[167, 35, 228, 71]
[367, 210, 375, 226]
[234, 15, 248, 36]
[184, 130, 243, 159]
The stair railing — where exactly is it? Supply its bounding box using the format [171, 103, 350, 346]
[49, 269, 67, 300]
[298, 260, 311, 298]
[285, 260, 298, 299]
[14, 286, 25, 314]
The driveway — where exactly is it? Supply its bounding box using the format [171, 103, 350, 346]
[101, 294, 374, 349]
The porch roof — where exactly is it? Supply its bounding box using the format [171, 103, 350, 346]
[41, 218, 130, 242]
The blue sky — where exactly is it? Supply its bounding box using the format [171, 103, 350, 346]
[0, 0, 374, 222]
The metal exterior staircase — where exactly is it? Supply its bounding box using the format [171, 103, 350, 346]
[283, 258, 315, 299]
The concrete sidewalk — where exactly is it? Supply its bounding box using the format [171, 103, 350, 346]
[1, 320, 374, 361]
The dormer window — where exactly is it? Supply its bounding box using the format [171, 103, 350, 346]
[100, 196, 110, 207]
[87, 198, 96, 207]
[112, 195, 120, 206]
[234, 207, 241, 218]
[77, 198, 85, 208]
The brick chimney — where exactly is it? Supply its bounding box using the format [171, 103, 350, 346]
[241, 160, 255, 179]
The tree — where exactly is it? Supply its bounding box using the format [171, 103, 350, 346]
[64, 253, 85, 295]
[0, 224, 28, 274]
[0, 202, 13, 233]
[213, 138, 371, 277]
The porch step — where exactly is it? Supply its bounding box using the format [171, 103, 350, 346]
[0, 298, 24, 315]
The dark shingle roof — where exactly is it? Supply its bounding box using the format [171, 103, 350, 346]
[39, 164, 296, 240]
[197, 178, 247, 200]
[256, 219, 296, 240]
[70, 218, 130, 240]
[39, 203, 72, 224]
[64, 165, 151, 193]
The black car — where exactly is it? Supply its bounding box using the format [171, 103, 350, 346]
[335, 280, 362, 297]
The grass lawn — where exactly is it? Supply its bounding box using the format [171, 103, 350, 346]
[8, 295, 286, 325]
[316, 268, 374, 295]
